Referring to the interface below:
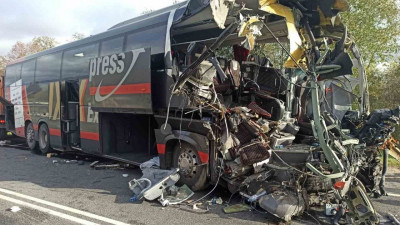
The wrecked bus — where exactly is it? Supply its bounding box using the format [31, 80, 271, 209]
[3, 0, 400, 223]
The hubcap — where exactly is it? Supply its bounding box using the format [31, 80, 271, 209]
[178, 149, 198, 178]
[40, 130, 47, 148]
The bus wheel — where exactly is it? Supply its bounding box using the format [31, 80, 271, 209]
[173, 143, 208, 191]
[38, 124, 51, 154]
[26, 123, 38, 151]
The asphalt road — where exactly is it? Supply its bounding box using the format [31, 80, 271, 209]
[0, 146, 400, 225]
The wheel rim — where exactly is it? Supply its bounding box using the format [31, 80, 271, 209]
[177, 148, 198, 178]
[40, 129, 47, 148]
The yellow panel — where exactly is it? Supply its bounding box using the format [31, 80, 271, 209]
[259, 0, 302, 53]
[284, 47, 305, 68]
[238, 17, 261, 50]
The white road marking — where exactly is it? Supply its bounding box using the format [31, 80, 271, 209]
[0, 194, 99, 225]
[388, 192, 400, 198]
[0, 188, 130, 225]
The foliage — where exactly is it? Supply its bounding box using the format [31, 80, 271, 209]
[0, 56, 7, 77]
[215, 46, 234, 59]
[0, 36, 57, 76]
[341, 0, 400, 69]
[377, 63, 400, 140]
[215, 43, 288, 68]
[380, 63, 400, 109]
[71, 32, 86, 41]
[6, 36, 57, 62]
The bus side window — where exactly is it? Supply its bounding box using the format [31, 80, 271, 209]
[36, 52, 62, 83]
[100, 36, 124, 56]
[21, 59, 36, 86]
[5, 64, 22, 87]
[62, 43, 99, 80]
[125, 25, 166, 54]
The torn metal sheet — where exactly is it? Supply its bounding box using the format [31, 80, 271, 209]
[210, 0, 235, 29]
[258, 191, 305, 222]
[238, 16, 263, 50]
[259, 0, 302, 53]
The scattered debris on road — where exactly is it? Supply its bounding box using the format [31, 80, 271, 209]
[89, 161, 100, 167]
[129, 168, 180, 202]
[92, 163, 129, 170]
[46, 153, 58, 158]
[223, 204, 251, 214]
[6, 206, 21, 213]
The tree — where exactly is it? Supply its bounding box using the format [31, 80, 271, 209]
[0, 36, 57, 77]
[376, 63, 400, 139]
[71, 32, 86, 41]
[28, 36, 57, 56]
[141, 9, 154, 15]
[341, 0, 400, 70]
[380, 63, 400, 109]
[0, 56, 8, 77]
[6, 36, 57, 62]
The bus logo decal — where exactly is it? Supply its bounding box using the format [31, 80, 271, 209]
[89, 48, 145, 102]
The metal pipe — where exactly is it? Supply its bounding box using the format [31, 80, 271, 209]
[379, 148, 389, 196]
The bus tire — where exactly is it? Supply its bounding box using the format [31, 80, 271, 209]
[38, 123, 51, 154]
[26, 123, 38, 151]
[173, 143, 208, 191]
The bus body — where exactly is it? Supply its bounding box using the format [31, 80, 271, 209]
[4, 3, 178, 158]
[0, 75, 6, 139]
[3, 0, 287, 170]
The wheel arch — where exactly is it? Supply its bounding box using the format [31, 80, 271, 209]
[156, 130, 209, 169]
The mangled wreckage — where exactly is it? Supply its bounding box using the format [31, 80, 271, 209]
[3, 0, 400, 224]
[151, 0, 400, 224]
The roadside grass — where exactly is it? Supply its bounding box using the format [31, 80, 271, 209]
[388, 156, 400, 168]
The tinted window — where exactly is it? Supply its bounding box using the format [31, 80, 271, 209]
[62, 43, 99, 80]
[21, 60, 36, 85]
[36, 52, 62, 82]
[5, 64, 22, 86]
[125, 25, 166, 54]
[101, 36, 124, 56]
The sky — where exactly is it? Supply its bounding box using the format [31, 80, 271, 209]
[0, 0, 185, 55]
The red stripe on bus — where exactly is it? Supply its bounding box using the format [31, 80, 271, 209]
[89, 83, 151, 96]
[49, 128, 61, 136]
[198, 151, 209, 163]
[157, 144, 166, 155]
[80, 131, 99, 141]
